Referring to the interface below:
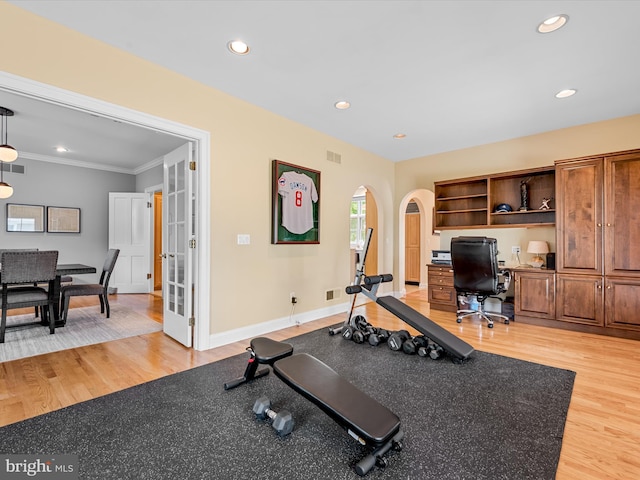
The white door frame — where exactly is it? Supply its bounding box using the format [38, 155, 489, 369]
[0, 71, 212, 351]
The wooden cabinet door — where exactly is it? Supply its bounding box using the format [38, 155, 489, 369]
[405, 213, 420, 282]
[556, 274, 604, 326]
[514, 270, 555, 319]
[605, 153, 640, 277]
[605, 277, 640, 331]
[555, 158, 604, 275]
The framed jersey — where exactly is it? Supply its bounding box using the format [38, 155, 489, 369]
[272, 159, 320, 244]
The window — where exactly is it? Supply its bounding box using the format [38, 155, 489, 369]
[350, 195, 366, 249]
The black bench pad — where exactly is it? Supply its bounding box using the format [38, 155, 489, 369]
[376, 295, 475, 360]
[273, 353, 401, 445]
[250, 337, 293, 364]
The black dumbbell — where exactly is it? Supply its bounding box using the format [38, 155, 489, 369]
[402, 335, 428, 355]
[427, 342, 444, 360]
[342, 325, 355, 341]
[368, 328, 390, 346]
[352, 314, 369, 330]
[253, 396, 294, 436]
[388, 330, 410, 351]
[352, 324, 376, 344]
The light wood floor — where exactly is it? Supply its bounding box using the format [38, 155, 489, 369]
[1, 289, 639, 480]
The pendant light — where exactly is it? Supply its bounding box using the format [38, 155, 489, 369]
[0, 161, 13, 199]
[0, 107, 18, 163]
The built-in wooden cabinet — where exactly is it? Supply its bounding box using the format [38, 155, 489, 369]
[434, 166, 555, 230]
[427, 264, 457, 312]
[513, 269, 556, 321]
[555, 149, 640, 336]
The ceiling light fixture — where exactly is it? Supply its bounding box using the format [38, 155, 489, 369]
[334, 101, 351, 110]
[228, 40, 250, 55]
[537, 14, 569, 33]
[56, 146, 69, 153]
[0, 162, 13, 199]
[393, 133, 407, 139]
[555, 88, 577, 98]
[0, 106, 18, 163]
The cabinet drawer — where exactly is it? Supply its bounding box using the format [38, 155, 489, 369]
[429, 275, 454, 287]
[428, 265, 453, 275]
[428, 285, 456, 305]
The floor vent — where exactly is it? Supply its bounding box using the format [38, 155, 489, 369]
[326, 150, 342, 164]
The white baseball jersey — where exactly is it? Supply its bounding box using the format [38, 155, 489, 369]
[278, 171, 319, 234]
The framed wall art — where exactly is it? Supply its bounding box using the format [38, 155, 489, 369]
[47, 206, 81, 233]
[6, 203, 45, 232]
[272, 160, 320, 244]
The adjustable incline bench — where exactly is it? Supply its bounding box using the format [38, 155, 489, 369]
[224, 337, 404, 476]
[335, 228, 474, 362]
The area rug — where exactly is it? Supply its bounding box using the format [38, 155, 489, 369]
[0, 326, 575, 479]
[0, 305, 162, 362]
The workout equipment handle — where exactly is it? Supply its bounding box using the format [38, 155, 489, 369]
[364, 274, 393, 285]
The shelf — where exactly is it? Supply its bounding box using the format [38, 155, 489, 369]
[434, 166, 555, 229]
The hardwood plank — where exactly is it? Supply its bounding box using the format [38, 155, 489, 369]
[1, 290, 639, 480]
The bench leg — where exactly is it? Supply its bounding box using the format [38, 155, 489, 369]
[224, 348, 270, 390]
[354, 430, 404, 476]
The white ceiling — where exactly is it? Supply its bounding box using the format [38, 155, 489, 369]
[4, 0, 640, 170]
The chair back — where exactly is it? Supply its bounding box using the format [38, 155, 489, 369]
[99, 249, 120, 287]
[0, 251, 58, 285]
[451, 237, 500, 295]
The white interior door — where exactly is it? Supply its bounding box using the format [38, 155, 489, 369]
[108, 192, 151, 293]
[162, 142, 194, 347]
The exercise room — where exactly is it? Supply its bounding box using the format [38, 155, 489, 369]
[1, 2, 639, 479]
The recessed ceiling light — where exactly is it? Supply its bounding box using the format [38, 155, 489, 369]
[334, 101, 351, 110]
[537, 14, 569, 33]
[393, 133, 407, 139]
[56, 146, 68, 153]
[228, 40, 250, 55]
[555, 89, 577, 98]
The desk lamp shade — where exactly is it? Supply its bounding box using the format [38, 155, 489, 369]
[527, 240, 549, 267]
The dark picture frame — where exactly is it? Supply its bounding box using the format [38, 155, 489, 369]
[272, 160, 320, 244]
[47, 206, 81, 233]
[6, 203, 45, 232]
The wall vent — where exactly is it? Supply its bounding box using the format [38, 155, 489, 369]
[326, 150, 342, 164]
[326, 288, 341, 301]
[1, 163, 25, 174]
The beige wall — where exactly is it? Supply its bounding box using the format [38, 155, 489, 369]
[1, 3, 395, 336]
[394, 115, 640, 268]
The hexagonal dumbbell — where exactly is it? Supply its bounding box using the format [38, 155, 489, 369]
[252, 396, 294, 436]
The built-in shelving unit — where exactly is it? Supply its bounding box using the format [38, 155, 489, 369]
[434, 166, 555, 230]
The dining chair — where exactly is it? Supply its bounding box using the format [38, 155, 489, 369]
[0, 250, 59, 343]
[60, 249, 120, 323]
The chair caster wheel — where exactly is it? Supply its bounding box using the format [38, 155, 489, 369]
[504, 319, 510, 325]
[488, 323, 494, 328]
[456, 318, 462, 323]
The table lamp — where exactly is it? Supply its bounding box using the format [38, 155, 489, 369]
[527, 240, 549, 268]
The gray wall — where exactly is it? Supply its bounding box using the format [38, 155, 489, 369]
[136, 163, 163, 191]
[0, 159, 135, 283]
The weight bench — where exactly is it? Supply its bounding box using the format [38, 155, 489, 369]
[224, 337, 404, 476]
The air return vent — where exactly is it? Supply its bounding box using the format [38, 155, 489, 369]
[326, 150, 342, 164]
[326, 288, 341, 301]
[1, 163, 25, 174]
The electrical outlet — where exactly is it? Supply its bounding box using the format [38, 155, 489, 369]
[511, 246, 521, 254]
[290, 292, 297, 304]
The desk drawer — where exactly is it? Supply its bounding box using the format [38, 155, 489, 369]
[428, 285, 456, 305]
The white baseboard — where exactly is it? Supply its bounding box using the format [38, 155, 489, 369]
[208, 301, 350, 349]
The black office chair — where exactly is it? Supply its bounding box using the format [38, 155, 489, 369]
[450, 236, 511, 328]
